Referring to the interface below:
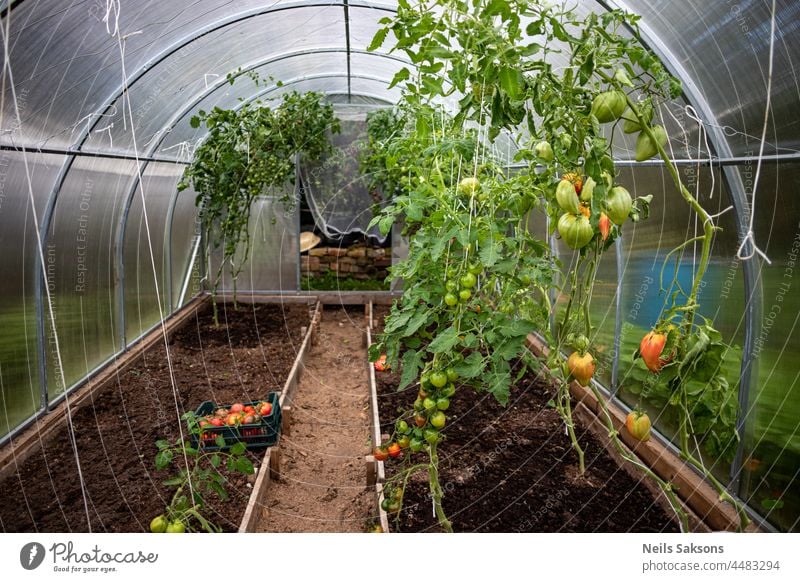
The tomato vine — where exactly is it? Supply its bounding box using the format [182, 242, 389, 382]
[179, 78, 339, 323]
[368, 0, 749, 532]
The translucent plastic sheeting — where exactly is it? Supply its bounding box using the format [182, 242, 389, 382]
[299, 109, 386, 243]
[0, 0, 324, 149]
[122, 163, 181, 344]
[738, 161, 800, 532]
[211, 194, 299, 294]
[620, 0, 800, 158]
[157, 52, 401, 157]
[615, 165, 743, 482]
[81, 4, 403, 156]
[46, 156, 132, 397]
[0, 152, 62, 438]
[169, 188, 203, 309]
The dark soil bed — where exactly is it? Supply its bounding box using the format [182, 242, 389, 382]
[372, 306, 680, 533]
[0, 301, 309, 533]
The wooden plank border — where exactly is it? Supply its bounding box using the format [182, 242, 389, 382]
[238, 301, 322, 532]
[0, 295, 210, 480]
[365, 326, 390, 532]
[525, 333, 759, 532]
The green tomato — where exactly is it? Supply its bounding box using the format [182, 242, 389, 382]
[396, 419, 410, 435]
[468, 262, 484, 276]
[606, 186, 633, 225]
[446, 367, 459, 382]
[429, 371, 448, 388]
[459, 289, 472, 301]
[458, 176, 480, 196]
[149, 514, 168, 533]
[436, 398, 450, 411]
[430, 411, 447, 429]
[413, 398, 424, 412]
[460, 273, 477, 289]
[409, 438, 424, 452]
[534, 140, 554, 162]
[423, 397, 438, 412]
[556, 179, 580, 214]
[444, 293, 459, 307]
[424, 428, 441, 444]
[445, 280, 458, 292]
[165, 521, 186, 533]
[443, 383, 457, 398]
[591, 90, 627, 123]
[557, 213, 594, 250]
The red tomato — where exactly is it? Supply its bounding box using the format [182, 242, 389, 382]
[210, 418, 224, 427]
[230, 403, 244, 414]
[243, 405, 256, 415]
[374, 354, 390, 372]
[373, 447, 389, 462]
[387, 443, 402, 458]
[243, 415, 256, 424]
[259, 402, 273, 416]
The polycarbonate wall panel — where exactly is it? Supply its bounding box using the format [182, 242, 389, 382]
[212, 195, 299, 293]
[620, 0, 800, 157]
[170, 188, 203, 308]
[616, 164, 743, 479]
[123, 163, 180, 344]
[82, 5, 350, 156]
[158, 53, 349, 156]
[46, 157, 132, 397]
[739, 162, 800, 532]
[0, 152, 62, 438]
[0, 0, 304, 149]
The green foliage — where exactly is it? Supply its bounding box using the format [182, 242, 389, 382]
[154, 412, 255, 533]
[179, 84, 340, 302]
[360, 108, 408, 200]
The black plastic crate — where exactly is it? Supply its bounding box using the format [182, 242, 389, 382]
[190, 392, 282, 451]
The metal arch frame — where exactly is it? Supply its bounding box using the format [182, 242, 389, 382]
[113, 47, 404, 347]
[31, 0, 399, 405]
[595, 0, 762, 495]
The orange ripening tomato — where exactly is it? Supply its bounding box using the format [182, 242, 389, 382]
[639, 331, 672, 372]
[567, 351, 596, 387]
[578, 204, 591, 218]
[374, 354, 389, 372]
[599, 212, 611, 241]
[625, 410, 652, 442]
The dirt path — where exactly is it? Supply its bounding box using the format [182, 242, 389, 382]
[255, 307, 373, 532]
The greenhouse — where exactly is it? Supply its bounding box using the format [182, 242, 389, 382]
[0, 0, 798, 543]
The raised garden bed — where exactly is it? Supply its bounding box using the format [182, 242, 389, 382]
[370, 306, 682, 533]
[0, 299, 311, 533]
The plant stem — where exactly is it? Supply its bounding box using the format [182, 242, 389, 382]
[428, 442, 453, 532]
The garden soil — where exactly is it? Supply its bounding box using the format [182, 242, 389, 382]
[254, 306, 374, 532]
[0, 301, 308, 532]
[372, 305, 680, 533]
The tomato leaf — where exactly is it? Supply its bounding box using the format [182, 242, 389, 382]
[235, 457, 255, 475]
[453, 352, 485, 378]
[427, 327, 460, 353]
[229, 442, 246, 456]
[368, 27, 389, 52]
[399, 349, 422, 390]
[155, 449, 173, 470]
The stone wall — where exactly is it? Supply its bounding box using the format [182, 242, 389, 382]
[301, 245, 391, 280]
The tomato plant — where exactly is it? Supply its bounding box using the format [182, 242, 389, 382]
[153, 411, 255, 533]
[367, 0, 748, 532]
[179, 75, 339, 324]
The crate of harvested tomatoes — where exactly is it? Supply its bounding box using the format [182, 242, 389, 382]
[190, 392, 282, 451]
